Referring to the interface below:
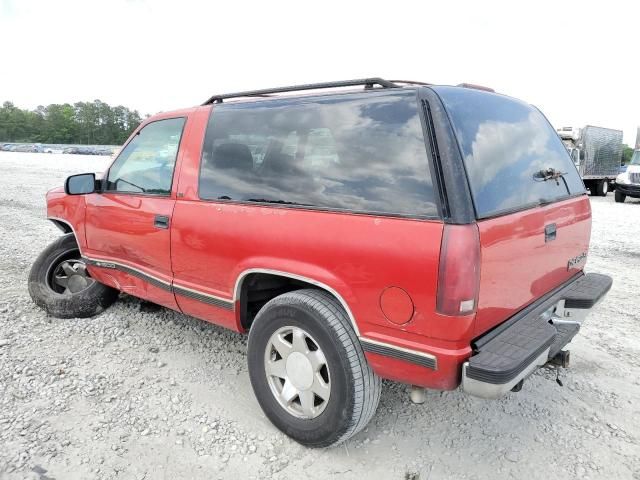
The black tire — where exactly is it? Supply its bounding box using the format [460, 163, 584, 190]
[28, 233, 119, 318]
[247, 289, 381, 447]
[589, 179, 608, 196]
[597, 180, 609, 196]
[614, 190, 626, 203]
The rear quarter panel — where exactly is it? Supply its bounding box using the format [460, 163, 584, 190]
[171, 201, 445, 339]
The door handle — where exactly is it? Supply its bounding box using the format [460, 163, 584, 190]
[545, 223, 556, 242]
[154, 215, 170, 229]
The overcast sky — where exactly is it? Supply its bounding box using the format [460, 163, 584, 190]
[0, 0, 638, 145]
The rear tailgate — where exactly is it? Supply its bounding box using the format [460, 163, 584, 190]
[475, 196, 591, 334]
[433, 86, 591, 336]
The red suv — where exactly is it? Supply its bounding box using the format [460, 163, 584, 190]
[29, 78, 612, 447]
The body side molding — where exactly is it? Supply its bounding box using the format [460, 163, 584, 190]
[81, 258, 440, 368]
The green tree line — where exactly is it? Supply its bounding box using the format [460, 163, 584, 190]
[0, 100, 144, 145]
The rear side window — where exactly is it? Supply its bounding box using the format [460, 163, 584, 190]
[435, 87, 585, 218]
[199, 91, 437, 217]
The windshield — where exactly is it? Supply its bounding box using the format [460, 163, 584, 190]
[434, 86, 585, 218]
[631, 150, 640, 165]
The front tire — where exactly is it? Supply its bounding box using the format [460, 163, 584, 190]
[247, 289, 381, 447]
[28, 234, 119, 318]
[615, 190, 626, 203]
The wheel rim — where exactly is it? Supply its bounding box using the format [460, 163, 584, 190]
[264, 326, 331, 419]
[603, 182, 608, 194]
[46, 251, 95, 295]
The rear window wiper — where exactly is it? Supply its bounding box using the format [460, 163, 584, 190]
[533, 168, 568, 186]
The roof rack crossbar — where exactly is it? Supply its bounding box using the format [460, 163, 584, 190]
[203, 78, 400, 105]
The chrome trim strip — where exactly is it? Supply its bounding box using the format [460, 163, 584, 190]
[84, 254, 234, 307]
[360, 337, 437, 370]
[82, 259, 437, 363]
[48, 217, 83, 255]
[233, 268, 361, 336]
[233, 269, 439, 361]
[83, 256, 172, 287]
[170, 282, 232, 304]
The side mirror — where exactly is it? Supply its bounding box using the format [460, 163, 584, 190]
[65, 173, 97, 195]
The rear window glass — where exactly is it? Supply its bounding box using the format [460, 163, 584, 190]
[435, 87, 585, 218]
[199, 91, 438, 217]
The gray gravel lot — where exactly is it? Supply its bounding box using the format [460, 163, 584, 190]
[1, 152, 639, 480]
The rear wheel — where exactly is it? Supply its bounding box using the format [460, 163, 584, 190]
[28, 234, 119, 318]
[615, 190, 626, 203]
[594, 179, 608, 196]
[247, 289, 381, 447]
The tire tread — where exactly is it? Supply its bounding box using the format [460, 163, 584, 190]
[256, 288, 381, 447]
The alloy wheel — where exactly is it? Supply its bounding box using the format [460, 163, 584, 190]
[264, 326, 331, 419]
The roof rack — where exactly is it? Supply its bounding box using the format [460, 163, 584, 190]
[202, 78, 400, 105]
[389, 79, 432, 86]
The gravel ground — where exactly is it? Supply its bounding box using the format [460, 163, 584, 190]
[1, 152, 639, 480]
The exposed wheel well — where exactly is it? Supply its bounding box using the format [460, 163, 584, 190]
[239, 273, 325, 330]
[49, 218, 72, 234]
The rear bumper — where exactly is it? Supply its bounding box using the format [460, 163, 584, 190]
[461, 272, 612, 399]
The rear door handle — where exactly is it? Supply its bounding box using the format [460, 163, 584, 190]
[154, 215, 170, 229]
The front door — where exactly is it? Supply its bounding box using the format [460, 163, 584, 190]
[84, 116, 187, 309]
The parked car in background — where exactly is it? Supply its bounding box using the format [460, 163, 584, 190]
[42, 145, 63, 153]
[2, 143, 115, 155]
[13, 144, 38, 153]
[28, 78, 612, 447]
[76, 147, 95, 155]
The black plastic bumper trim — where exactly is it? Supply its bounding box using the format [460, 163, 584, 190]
[84, 257, 234, 310]
[83, 257, 173, 293]
[172, 285, 234, 310]
[615, 184, 640, 196]
[466, 337, 555, 384]
[562, 273, 612, 309]
[467, 272, 611, 385]
[361, 339, 437, 370]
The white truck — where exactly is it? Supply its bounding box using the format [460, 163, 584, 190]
[614, 128, 640, 203]
[557, 126, 623, 196]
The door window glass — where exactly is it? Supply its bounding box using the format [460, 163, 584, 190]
[106, 117, 186, 195]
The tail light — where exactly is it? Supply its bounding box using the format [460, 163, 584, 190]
[436, 224, 481, 316]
